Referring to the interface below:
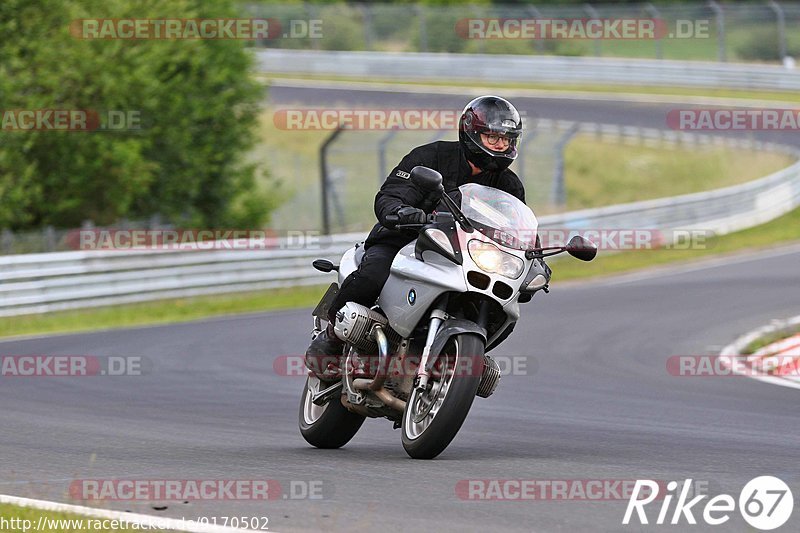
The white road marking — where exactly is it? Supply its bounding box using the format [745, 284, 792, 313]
[0, 494, 267, 533]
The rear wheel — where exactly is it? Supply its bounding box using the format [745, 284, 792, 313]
[401, 334, 483, 459]
[299, 376, 365, 449]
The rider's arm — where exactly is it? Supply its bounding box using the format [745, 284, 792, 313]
[374, 147, 433, 227]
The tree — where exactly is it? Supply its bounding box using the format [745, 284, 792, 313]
[0, 0, 271, 230]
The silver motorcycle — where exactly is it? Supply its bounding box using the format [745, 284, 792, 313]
[299, 166, 596, 459]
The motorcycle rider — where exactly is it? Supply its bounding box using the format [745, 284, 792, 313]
[305, 96, 528, 376]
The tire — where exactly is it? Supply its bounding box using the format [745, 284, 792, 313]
[401, 334, 483, 459]
[299, 376, 365, 449]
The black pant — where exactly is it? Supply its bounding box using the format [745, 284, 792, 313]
[327, 243, 401, 322]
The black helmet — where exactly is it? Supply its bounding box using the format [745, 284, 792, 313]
[459, 95, 522, 172]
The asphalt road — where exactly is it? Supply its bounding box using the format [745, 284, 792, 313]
[266, 82, 800, 148]
[2, 245, 799, 532]
[1, 85, 798, 532]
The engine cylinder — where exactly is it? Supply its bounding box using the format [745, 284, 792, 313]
[333, 302, 400, 352]
[476, 355, 501, 398]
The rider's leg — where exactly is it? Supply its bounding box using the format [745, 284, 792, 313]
[327, 243, 399, 322]
[305, 244, 400, 377]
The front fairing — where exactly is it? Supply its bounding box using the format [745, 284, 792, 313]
[378, 184, 538, 339]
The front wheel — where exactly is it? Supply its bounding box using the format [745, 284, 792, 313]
[401, 334, 483, 459]
[299, 376, 365, 449]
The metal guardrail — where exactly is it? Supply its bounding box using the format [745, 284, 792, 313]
[0, 234, 364, 317]
[1, 125, 798, 317]
[255, 50, 800, 91]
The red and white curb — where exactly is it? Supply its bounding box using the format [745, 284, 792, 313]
[0, 494, 266, 533]
[720, 314, 800, 390]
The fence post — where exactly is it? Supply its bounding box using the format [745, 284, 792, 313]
[378, 128, 399, 184]
[583, 4, 602, 57]
[769, 0, 788, 61]
[44, 225, 56, 252]
[328, 168, 347, 230]
[645, 3, 663, 60]
[360, 3, 374, 51]
[526, 6, 545, 53]
[708, 0, 726, 62]
[320, 127, 344, 235]
[553, 123, 580, 208]
[415, 5, 428, 53]
[1, 228, 13, 255]
[305, 2, 320, 50]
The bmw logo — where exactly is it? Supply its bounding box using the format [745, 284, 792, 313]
[407, 289, 416, 306]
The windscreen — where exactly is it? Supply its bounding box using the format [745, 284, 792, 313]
[459, 183, 538, 250]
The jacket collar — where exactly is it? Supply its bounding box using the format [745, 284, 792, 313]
[458, 145, 500, 188]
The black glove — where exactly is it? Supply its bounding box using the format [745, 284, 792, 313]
[396, 206, 427, 225]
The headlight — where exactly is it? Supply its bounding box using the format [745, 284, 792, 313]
[468, 240, 524, 279]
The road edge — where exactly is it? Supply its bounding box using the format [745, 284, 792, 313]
[719, 314, 800, 390]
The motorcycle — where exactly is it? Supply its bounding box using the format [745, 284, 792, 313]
[299, 166, 596, 459]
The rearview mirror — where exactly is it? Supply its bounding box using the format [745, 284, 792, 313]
[410, 166, 443, 193]
[565, 235, 597, 262]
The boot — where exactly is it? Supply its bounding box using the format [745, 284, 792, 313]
[305, 323, 345, 381]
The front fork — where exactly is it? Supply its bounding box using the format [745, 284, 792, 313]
[415, 298, 491, 392]
[415, 309, 448, 392]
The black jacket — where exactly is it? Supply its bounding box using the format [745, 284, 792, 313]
[365, 141, 526, 248]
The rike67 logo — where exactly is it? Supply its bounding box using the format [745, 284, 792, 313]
[623, 476, 793, 530]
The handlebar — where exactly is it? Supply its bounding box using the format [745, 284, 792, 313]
[384, 213, 436, 229]
[394, 223, 427, 230]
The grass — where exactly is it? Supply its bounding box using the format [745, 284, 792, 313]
[0, 285, 328, 340]
[0, 503, 157, 532]
[563, 135, 794, 210]
[548, 203, 800, 282]
[258, 72, 800, 104]
[743, 324, 800, 355]
[2, 205, 799, 341]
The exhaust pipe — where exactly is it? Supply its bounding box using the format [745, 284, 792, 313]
[350, 325, 406, 411]
[352, 378, 406, 411]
